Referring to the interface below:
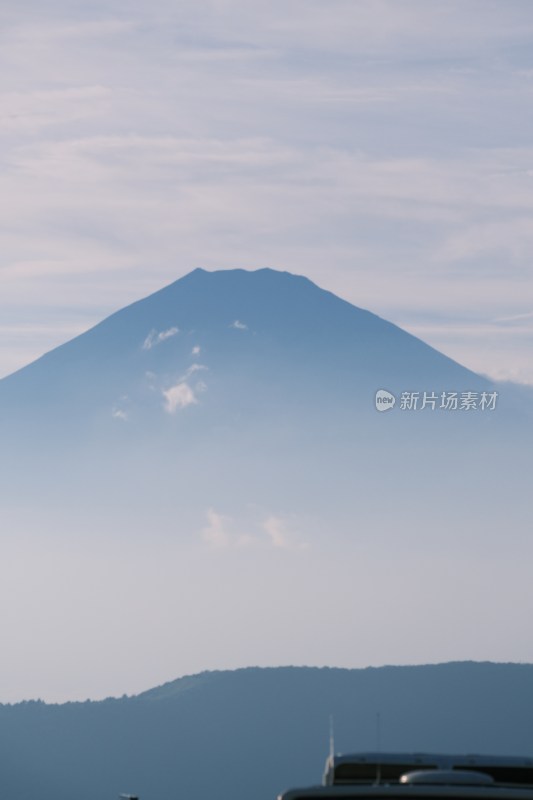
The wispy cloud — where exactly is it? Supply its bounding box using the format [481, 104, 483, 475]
[142, 326, 179, 351]
[7, 19, 137, 43]
[0, 86, 112, 135]
[200, 510, 308, 551]
[201, 509, 230, 548]
[185, 362, 207, 376]
[493, 311, 533, 324]
[262, 515, 308, 551]
[230, 320, 248, 330]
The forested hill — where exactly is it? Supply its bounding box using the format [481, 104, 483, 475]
[1, 662, 532, 800]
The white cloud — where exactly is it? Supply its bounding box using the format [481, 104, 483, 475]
[201, 509, 231, 548]
[200, 509, 256, 549]
[230, 320, 248, 330]
[200, 510, 308, 551]
[142, 326, 179, 351]
[146, 364, 209, 413]
[262, 515, 308, 551]
[162, 382, 196, 413]
[191, 345, 201, 355]
[112, 408, 128, 421]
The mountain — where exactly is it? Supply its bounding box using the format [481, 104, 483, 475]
[0, 663, 532, 800]
[0, 268, 531, 701]
[0, 268, 503, 434]
[1, 266, 522, 494]
[1, 267, 529, 513]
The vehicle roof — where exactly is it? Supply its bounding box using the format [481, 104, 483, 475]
[324, 754, 533, 787]
[280, 785, 533, 800]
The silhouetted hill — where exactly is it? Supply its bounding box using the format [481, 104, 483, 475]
[1, 663, 532, 800]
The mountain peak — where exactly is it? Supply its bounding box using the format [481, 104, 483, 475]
[0, 268, 489, 446]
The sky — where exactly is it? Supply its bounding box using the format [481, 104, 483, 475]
[1, 0, 533, 385]
[1, 1, 533, 704]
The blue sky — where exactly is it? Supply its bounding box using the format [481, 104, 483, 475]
[1, 0, 533, 384]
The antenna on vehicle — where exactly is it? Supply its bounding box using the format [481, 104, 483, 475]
[375, 712, 382, 785]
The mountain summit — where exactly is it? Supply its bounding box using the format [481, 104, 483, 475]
[0, 267, 492, 434]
